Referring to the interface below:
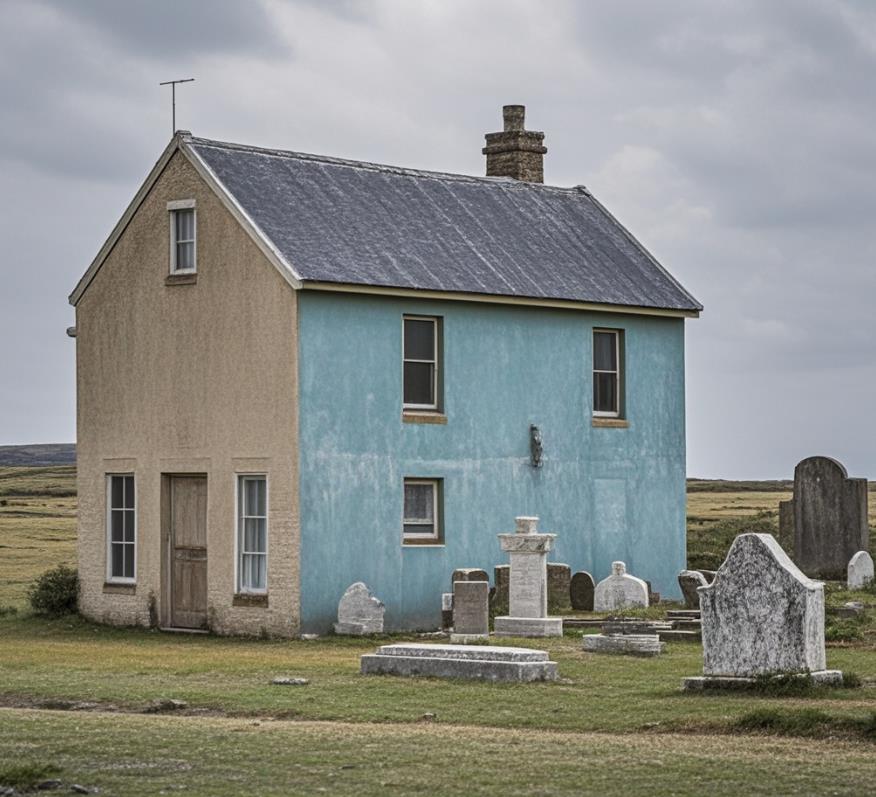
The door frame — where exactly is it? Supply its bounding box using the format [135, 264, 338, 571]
[160, 473, 208, 629]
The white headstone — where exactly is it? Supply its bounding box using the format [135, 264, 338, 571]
[699, 533, 826, 676]
[593, 561, 649, 612]
[847, 550, 874, 589]
[334, 582, 385, 635]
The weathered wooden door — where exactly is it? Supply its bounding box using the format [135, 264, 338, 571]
[169, 476, 208, 629]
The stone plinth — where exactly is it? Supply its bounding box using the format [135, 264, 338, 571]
[698, 534, 828, 677]
[683, 670, 843, 691]
[493, 516, 562, 637]
[593, 562, 649, 611]
[451, 580, 489, 642]
[583, 634, 664, 657]
[848, 551, 874, 589]
[334, 582, 384, 635]
[361, 643, 558, 682]
[570, 571, 595, 611]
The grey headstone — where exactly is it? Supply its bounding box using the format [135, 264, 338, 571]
[441, 592, 454, 630]
[547, 563, 572, 612]
[593, 562, 649, 612]
[847, 550, 874, 589]
[778, 499, 795, 551]
[699, 533, 826, 677]
[452, 580, 489, 638]
[569, 571, 595, 611]
[491, 564, 510, 615]
[792, 456, 869, 579]
[334, 582, 385, 635]
[678, 570, 709, 609]
[450, 568, 489, 590]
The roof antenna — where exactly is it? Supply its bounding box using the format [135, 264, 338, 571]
[159, 78, 195, 135]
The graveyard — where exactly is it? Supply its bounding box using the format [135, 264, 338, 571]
[1, 465, 875, 795]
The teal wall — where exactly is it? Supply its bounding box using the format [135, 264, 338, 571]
[297, 291, 688, 632]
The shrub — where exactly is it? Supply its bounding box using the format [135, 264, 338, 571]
[27, 564, 79, 617]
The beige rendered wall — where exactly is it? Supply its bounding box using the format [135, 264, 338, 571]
[75, 150, 300, 636]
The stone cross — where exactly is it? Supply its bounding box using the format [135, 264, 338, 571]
[493, 516, 563, 637]
[450, 580, 489, 642]
[334, 582, 385, 635]
[593, 561, 649, 611]
[847, 550, 874, 590]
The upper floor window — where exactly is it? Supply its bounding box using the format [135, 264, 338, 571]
[237, 475, 267, 593]
[168, 200, 196, 273]
[403, 316, 441, 410]
[107, 474, 136, 582]
[593, 329, 623, 418]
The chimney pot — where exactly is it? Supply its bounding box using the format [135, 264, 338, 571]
[482, 104, 547, 183]
[503, 105, 525, 132]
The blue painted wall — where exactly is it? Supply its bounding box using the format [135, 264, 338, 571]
[297, 292, 688, 632]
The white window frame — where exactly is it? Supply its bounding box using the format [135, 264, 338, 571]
[402, 315, 439, 411]
[235, 474, 268, 595]
[592, 328, 622, 418]
[402, 478, 441, 543]
[106, 473, 136, 584]
[168, 199, 197, 274]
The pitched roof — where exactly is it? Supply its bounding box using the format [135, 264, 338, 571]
[71, 133, 701, 315]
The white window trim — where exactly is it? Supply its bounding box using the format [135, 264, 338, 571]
[169, 203, 197, 274]
[593, 328, 621, 418]
[234, 474, 269, 595]
[402, 478, 441, 543]
[402, 315, 439, 411]
[105, 473, 136, 584]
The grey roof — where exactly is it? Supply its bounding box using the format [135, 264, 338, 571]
[189, 137, 701, 312]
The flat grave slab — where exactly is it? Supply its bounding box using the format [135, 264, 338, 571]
[583, 634, 664, 657]
[683, 670, 843, 691]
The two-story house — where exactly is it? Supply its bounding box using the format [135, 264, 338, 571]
[69, 105, 701, 636]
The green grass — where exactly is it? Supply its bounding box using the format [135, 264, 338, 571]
[0, 760, 61, 790]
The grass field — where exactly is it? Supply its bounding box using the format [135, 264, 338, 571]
[1, 466, 875, 795]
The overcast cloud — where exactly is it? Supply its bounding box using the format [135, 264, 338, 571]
[1, 0, 874, 478]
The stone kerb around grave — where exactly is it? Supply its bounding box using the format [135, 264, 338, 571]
[698, 533, 827, 677]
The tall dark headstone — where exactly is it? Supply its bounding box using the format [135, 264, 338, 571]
[569, 571, 595, 611]
[491, 564, 510, 615]
[547, 563, 572, 613]
[451, 581, 489, 641]
[791, 456, 869, 579]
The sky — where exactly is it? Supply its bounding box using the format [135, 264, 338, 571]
[1, 0, 875, 479]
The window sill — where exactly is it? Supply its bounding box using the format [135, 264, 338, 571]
[592, 418, 629, 429]
[402, 411, 447, 425]
[103, 582, 136, 595]
[402, 540, 445, 547]
[232, 593, 269, 608]
[165, 272, 198, 286]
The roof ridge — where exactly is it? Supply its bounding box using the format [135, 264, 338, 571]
[188, 136, 583, 193]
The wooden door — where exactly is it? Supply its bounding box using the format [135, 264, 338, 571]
[169, 476, 208, 629]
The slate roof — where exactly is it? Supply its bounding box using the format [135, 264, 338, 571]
[194, 137, 700, 313]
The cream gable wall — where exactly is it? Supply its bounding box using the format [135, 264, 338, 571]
[75, 151, 301, 636]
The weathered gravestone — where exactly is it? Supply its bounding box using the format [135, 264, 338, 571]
[491, 564, 510, 615]
[783, 456, 869, 579]
[569, 571, 596, 611]
[493, 517, 563, 637]
[683, 533, 842, 689]
[333, 582, 385, 635]
[547, 563, 572, 613]
[451, 580, 489, 642]
[678, 570, 709, 609]
[593, 561, 649, 612]
[450, 568, 489, 589]
[847, 550, 874, 590]
[441, 593, 454, 630]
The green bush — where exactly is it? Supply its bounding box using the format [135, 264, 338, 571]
[27, 564, 79, 617]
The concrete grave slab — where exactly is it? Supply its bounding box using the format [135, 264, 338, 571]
[583, 633, 664, 657]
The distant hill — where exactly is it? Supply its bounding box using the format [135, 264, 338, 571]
[0, 443, 76, 466]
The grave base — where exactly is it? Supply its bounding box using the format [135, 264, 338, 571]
[493, 616, 563, 637]
[449, 633, 490, 644]
[682, 670, 844, 691]
[583, 633, 664, 657]
[361, 643, 558, 682]
[334, 621, 376, 636]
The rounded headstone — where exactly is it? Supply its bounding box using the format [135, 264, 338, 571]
[569, 571, 596, 611]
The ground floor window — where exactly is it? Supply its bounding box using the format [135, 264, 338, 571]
[237, 475, 267, 593]
[107, 474, 136, 582]
[403, 478, 442, 544]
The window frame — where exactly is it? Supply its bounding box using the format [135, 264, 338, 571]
[235, 474, 269, 595]
[402, 478, 442, 545]
[168, 200, 197, 275]
[402, 315, 440, 411]
[592, 328, 623, 419]
[105, 473, 136, 584]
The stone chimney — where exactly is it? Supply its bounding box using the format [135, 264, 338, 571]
[482, 105, 547, 183]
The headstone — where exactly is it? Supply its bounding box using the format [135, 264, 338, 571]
[450, 568, 489, 590]
[493, 517, 563, 637]
[491, 565, 510, 615]
[547, 563, 572, 613]
[333, 582, 385, 635]
[790, 456, 869, 579]
[847, 550, 874, 589]
[678, 570, 709, 609]
[441, 593, 454, 631]
[644, 580, 660, 605]
[778, 499, 795, 551]
[569, 571, 596, 611]
[683, 533, 841, 689]
[593, 562, 649, 612]
[583, 634, 664, 657]
[450, 580, 489, 642]
[361, 643, 558, 682]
